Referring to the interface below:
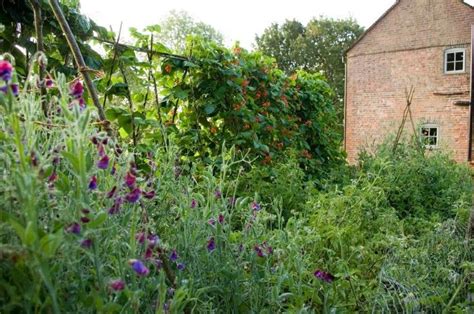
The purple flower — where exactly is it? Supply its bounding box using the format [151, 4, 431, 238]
[126, 188, 141, 203]
[106, 186, 117, 199]
[190, 199, 197, 208]
[143, 190, 155, 199]
[80, 238, 93, 249]
[91, 136, 99, 145]
[129, 259, 149, 276]
[108, 197, 123, 215]
[109, 279, 125, 291]
[111, 163, 116, 175]
[80, 216, 90, 224]
[207, 237, 216, 252]
[82, 208, 91, 215]
[145, 247, 153, 259]
[214, 189, 222, 199]
[0, 85, 7, 94]
[177, 263, 186, 271]
[251, 201, 261, 211]
[170, 249, 178, 262]
[52, 156, 60, 166]
[97, 155, 110, 170]
[88, 176, 97, 190]
[314, 269, 335, 283]
[218, 213, 224, 224]
[254, 245, 265, 258]
[147, 234, 159, 248]
[45, 75, 54, 88]
[136, 232, 146, 244]
[167, 287, 175, 297]
[10, 83, 19, 96]
[0, 60, 13, 81]
[65, 222, 81, 234]
[70, 80, 84, 99]
[48, 171, 58, 183]
[124, 172, 136, 188]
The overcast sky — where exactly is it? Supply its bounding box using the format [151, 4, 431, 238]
[80, 0, 474, 49]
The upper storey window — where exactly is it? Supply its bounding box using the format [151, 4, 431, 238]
[444, 48, 465, 74]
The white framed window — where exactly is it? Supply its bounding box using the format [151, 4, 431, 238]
[444, 48, 465, 74]
[420, 124, 439, 148]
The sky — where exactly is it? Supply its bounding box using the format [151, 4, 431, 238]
[80, 0, 474, 49]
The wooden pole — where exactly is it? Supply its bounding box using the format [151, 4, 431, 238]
[48, 0, 107, 123]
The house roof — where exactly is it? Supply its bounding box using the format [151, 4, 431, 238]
[345, 0, 474, 55]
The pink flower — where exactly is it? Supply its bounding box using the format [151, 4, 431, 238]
[109, 279, 125, 291]
[124, 172, 136, 188]
[70, 80, 84, 99]
[0, 60, 13, 81]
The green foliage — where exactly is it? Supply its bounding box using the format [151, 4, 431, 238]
[157, 38, 343, 178]
[358, 140, 473, 220]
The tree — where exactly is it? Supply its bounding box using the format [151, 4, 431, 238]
[255, 17, 364, 118]
[155, 10, 224, 54]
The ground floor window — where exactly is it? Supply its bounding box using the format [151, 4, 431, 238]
[420, 124, 439, 148]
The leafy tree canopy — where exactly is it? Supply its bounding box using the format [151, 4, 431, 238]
[154, 10, 224, 54]
[255, 17, 364, 106]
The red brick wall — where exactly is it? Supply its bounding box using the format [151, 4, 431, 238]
[345, 0, 474, 164]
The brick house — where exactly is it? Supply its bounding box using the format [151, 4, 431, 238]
[344, 0, 474, 164]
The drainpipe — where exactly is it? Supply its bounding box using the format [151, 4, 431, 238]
[343, 55, 348, 152]
[469, 25, 474, 161]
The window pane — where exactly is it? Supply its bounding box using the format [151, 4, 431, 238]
[429, 137, 437, 145]
[446, 53, 455, 62]
[446, 62, 455, 71]
[455, 61, 463, 71]
[455, 52, 464, 61]
[429, 128, 437, 136]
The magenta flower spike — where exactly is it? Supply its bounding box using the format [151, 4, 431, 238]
[214, 189, 222, 199]
[129, 259, 149, 276]
[109, 279, 125, 291]
[97, 155, 110, 170]
[314, 269, 335, 283]
[191, 199, 197, 208]
[125, 188, 141, 203]
[0, 60, 13, 82]
[88, 176, 97, 190]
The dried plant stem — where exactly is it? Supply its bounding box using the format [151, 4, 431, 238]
[29, 0, 47, 116]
